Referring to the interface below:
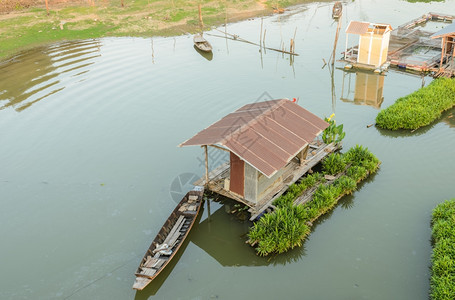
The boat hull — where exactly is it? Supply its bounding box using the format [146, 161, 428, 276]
[132, 186, 204, 290]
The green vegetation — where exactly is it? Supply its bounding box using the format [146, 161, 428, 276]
[376, 78, 455, 130]
[0, 0, 306, 60]
[322, 115, 346, 144]
[248, 145, 380, 256]
[248, 204, 310, 256]
[430, 199, 455, 300]
[322, 153, 346, 175]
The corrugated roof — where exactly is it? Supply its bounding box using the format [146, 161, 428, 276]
[345, 21, 392, 35]
[431, 22, 455, 39]
[179, 99, 329, 178]
[346, 21, 370, 35]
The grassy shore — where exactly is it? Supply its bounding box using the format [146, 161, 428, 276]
[0, 0, 313, 60]
[376, 78, 455, 131]
[430, 199, 455, 299]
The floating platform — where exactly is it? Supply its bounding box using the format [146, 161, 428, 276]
[342, 12, 455, 77]
[195, 141, 341, 221]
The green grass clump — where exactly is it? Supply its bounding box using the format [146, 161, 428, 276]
[430, 199, 455, 300]
[249, 145, 381, 256]
[322, 153, 346, 175]
[248, 204, 310, 256]
[273, 173, 324, 207]
[376, 78, 455, 130]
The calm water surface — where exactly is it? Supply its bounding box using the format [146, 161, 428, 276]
[1, 1, 455, 299]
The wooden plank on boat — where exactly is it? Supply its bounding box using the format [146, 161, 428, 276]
[141, 267, 157, 277]
[132, 277, 152, 290]
[153, 259, 166, 269]
[167, 221, 186, 248]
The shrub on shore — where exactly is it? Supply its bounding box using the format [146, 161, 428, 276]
[430, 199, 455, 300]
[376, 78, 455, 130]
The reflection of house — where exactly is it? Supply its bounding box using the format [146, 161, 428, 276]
[341, 71, 385, 108]
[431, 22, 455, 76]
[191, 203, 304, 267]
[180, 99, 334, 219]
[344, 21, 393, 69]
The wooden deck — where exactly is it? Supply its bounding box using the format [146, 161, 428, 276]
[195, 141, 341, 221]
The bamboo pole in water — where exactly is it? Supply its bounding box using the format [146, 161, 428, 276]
[198, 4, 204, 28]
[331, 14, 342, 65]
[263, 29, 267, 49]
[260, 18, 263, 50]
[210, 30, 299, 55]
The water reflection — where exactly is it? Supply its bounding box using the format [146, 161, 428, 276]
[193, 46, 213, 61]
[191, 198, 305, 267]
[0, 40, 100, 111]
[442, 108, 455, 128]
[340, 70, 385, 109]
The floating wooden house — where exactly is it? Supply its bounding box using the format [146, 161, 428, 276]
[180, 99, 337, 220]
[431, 22, 455, 77]
[344, 21, 393, 69]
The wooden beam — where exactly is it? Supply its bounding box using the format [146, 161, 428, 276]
[204, 145, 209, 186]
[208, 144, 230, 152]
[440, 37, 446, 72]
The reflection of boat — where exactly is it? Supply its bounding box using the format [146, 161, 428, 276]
[132, 187, 204, 290]
[193, 45, 213, 61]
[193, 33, 212, 52]
[332, 1, 342, 19]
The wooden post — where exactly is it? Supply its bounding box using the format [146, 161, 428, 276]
[299, 146, 309, 165]
[198, 4, 204, 28]
[45, 0, 49, 15]
[331, 15, 342, 65]
[440, 37, 446, 72]
[263, 29, 267, 48]
[204, 145, 209, 186]
[260, 18, 263, 49]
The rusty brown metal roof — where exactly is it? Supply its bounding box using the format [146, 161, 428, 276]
[179, 99, 329, 178]
[346, 21, 370, 35]
[346, 21, 392, 35]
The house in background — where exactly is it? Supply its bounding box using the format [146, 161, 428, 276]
[431, 22, 455, 77]
[180, 99, 337, 220]
[344, 21, 393, 69]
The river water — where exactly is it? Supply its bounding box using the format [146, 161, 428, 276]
[1, 0, 455, 299]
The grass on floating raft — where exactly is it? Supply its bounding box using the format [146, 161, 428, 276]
[376, 78, 455, 130]
[248, 145, 380, 256]
[430, 199, 455, 300]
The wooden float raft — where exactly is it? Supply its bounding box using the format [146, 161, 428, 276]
[132, 187, 204, 290]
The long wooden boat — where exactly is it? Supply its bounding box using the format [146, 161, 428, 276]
[332, 1, 342, 19]
[132, 186, 204, 290]
[193, 33, 212, 53]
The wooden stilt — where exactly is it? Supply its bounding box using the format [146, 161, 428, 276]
[440, 37, 446, 72]
[204, 145, 209, 186]
[45, 0, 49, 15]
